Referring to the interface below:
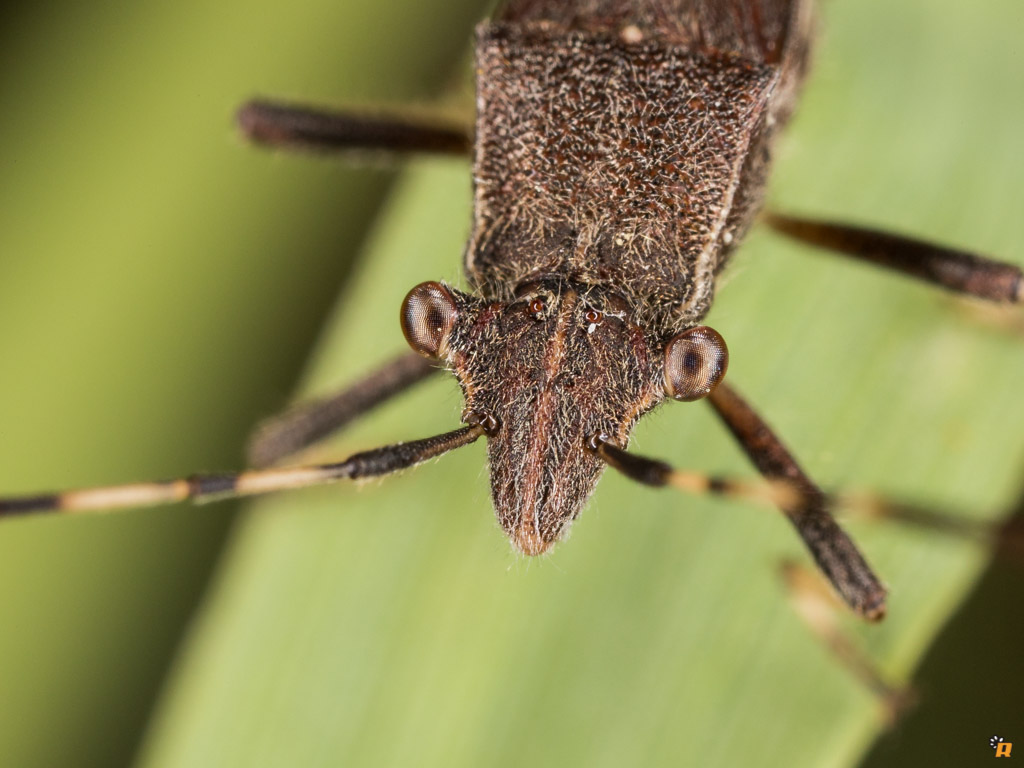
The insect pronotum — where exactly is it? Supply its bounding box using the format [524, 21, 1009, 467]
[1, 0, 1020, 637]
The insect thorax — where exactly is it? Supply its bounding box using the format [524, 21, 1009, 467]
[467, 21, 780, 335]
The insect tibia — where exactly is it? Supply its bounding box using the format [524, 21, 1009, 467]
[781, 561, 917, 727]
[704, 382, 888, 621]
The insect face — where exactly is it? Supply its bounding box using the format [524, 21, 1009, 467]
[402, 274, 731, 553]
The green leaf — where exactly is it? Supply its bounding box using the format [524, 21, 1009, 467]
[1, 1, 1020, 767]
[0, 1, 488, 767]
[138, 1, 1024, 765]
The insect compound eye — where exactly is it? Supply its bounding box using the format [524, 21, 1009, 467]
[584, 308, 603, 324]
[528, 297, 547, 318]
[400, 281, 458, 359]
[663, 326, 729, 401]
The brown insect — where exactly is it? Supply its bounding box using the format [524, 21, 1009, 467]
[1, 0, 1020, 638]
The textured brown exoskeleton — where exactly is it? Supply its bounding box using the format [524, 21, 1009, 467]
[2, 0, 1021, 634]
[456, 0, 811, 554]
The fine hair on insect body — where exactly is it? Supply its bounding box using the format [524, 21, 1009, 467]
[2, 0, 1022, 687]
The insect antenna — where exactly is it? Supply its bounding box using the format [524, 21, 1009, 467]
[591, 374, 1024, 622]
[587, 429, 887, 622]
[0, 424, 483, 518]
[590, 435, 1022, 550]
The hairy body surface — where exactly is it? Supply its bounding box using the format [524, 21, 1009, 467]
[470, 0, 812, 333]
[455, 0, 810, 550]
[22, 0, 1016, 621]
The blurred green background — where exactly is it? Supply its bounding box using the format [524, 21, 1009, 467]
[0, 1, 1021, 766]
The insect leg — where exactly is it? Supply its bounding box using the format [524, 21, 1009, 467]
[836, 478, 1024, 563]
[593, 433, 1020, 550]
[588, 428, 945, 719]
[782, 561, 915, 725]
[248, 352, 439, 468]
[765, 212, 1023, 304]
[589, 383, 887, 621]
[0, 424, 482, 519]
[705, 381, 886, 620]
[236, 98, 472, 155]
